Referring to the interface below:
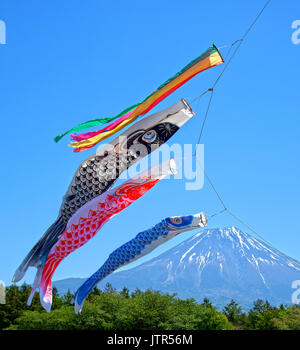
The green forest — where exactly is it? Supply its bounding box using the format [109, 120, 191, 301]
[1, 284, 300, 330]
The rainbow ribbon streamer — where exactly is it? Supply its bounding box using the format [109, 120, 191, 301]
[55, 45, 223, 152]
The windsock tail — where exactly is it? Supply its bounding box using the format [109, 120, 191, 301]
[73, 278, 98, 314]
[74, 291, 83, 314]
[37, 253, 63, 312]
[27, 288, 36, 306]
[26, 263, 55, 312]
[12, 216, 66, 283]
[39, 279, 53, 313]
[26, 258, 49, 308]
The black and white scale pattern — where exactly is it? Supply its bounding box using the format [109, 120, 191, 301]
[59, 152, 136, 223]
[12, 121, 180, 282]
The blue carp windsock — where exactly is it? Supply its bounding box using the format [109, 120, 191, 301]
[13, 99, 194, 286]
[30, 159, 177, 312]
[73, 212, 207, 313]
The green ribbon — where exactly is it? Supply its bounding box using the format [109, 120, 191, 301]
[54, 103, 140, 143]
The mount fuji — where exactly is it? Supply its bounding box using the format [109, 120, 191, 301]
[54, 227, 300, 310]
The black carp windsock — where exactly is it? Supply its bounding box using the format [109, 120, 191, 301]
[13, 99, 194, 285]
[73, 212, 208, 313]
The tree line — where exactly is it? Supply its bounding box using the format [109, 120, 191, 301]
[1, 284, 300, 330]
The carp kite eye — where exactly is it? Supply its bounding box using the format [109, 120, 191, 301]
[142, 130, 157, 143]
[171, 216, 182, 225]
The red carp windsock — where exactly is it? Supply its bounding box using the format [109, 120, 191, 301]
[29, 159, 177, 312]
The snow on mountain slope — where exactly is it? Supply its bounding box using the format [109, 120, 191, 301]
[54, 227, 300, 310]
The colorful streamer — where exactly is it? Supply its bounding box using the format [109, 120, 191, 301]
[55, 45, 223, 152]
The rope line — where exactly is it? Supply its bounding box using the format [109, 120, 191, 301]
[226, 209, 274, 247]
[190, 0, 272, 212]
[194, 89, 214, 155]
[208, 208, 227, 219]
[212, 0, 271, 90]
[189, 89, 210, 104]
[194, 151, 300, 268]
[196, 161, 300, 269]
[191, 0, 272, 144]
[192, 155, 227, 211]
[186, 1, 300, 268]
[226, 209, 300, 270]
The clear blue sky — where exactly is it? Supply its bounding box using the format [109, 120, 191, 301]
[0, 0, 299, 287]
